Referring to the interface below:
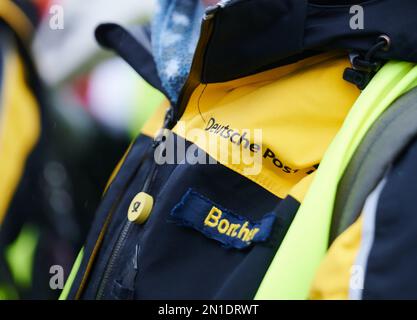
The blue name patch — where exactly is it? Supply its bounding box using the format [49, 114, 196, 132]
[170, 189, 276, 249]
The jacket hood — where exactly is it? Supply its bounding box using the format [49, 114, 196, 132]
[203, 0, 417, 83]
[95, 0, 417, 99]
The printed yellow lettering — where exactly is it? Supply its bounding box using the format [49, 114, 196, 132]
[218, 219, 230, 234]
[238, 222, 251, 241]
[204, 207, 222, 227]
[248, 228, 260, 241]
[203, 207, 263, 245]
[226, 223, 241, 237]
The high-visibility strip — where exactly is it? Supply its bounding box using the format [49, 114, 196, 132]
[0, 0, 34, 42]
[59, 248, 84, 300]
[310, 84, 417, 299]
[255, 61, 417, 299]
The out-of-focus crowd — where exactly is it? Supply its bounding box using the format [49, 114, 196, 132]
[0, 0, 161, 299]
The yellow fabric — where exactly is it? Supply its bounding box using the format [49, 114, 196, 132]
[0, 0, 33, 42]
[173, 53, 360, 199]
[289, 172, 316, 203]
[310, 216, 363, 300]
[71, 53, 357, 299]
[0, 50, 41, 224]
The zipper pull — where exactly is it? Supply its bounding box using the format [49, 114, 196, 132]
[111, 245, 140, 300]
[132, 245, 140, 270]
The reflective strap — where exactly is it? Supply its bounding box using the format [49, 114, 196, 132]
[59, 248, 84, 300]
[255, 61, 417, 300]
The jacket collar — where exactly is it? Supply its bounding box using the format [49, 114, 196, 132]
[202, 0, 417, 83]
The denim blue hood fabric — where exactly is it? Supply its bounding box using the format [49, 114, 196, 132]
[151, 0, 205, 104]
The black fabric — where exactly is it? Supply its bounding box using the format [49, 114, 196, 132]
[67, 134, 155, 299]
[214, 196, 300, 299]
[363, 135, 417, 299]
[203, 0, 417, 83]
[203, 0, 308, 83]
[0, 21, 49, 248]
[0, 22, 51, 299]
[94, 1, 417, 92]
[95, 24, 169, 100]
[73, 134, 300, 300]
[75, 0, 417, 300]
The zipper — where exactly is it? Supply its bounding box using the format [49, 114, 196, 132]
[96, 141, 160, 299]
[95, 5, 220, 299]
[96, 219, 132, 299]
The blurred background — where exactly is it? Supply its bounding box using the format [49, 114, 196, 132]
[0, 0, 163, 299]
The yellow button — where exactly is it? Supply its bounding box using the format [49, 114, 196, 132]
[127, 192, 154, 224]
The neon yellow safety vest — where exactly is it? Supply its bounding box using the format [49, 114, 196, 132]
[255, 61, 417, 299]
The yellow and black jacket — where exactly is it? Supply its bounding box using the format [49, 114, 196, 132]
[0, 0, 46, 299]
[65, 0, 417, 299]
[0, 0, 133, 299]
[0, 1, 42, 225]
